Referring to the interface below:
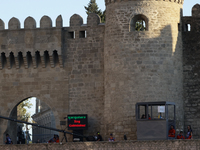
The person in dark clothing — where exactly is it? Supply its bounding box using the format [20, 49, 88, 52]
[96, 132, 103, 141]
[186, 125, 193, 139]
[48, 134, 57, 143]
[141, 114, 146, 119]
[5, 134, 11, 144]
[36, 139, 40, 143]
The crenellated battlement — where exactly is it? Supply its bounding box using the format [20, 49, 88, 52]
[181, 4, 200, 32]
[104, 0, 184, 5]
[0, 13, 102, 30]
[0, 13, 104, 70]
[0, 0, 200, 145]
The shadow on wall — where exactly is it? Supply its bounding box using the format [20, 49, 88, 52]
[182, 3, 200, 139]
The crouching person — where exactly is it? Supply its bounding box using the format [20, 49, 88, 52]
[177, 131, 185, 139]
[168, 125, 175, 139]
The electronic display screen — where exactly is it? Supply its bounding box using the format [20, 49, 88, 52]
[67, 114, 88, 130]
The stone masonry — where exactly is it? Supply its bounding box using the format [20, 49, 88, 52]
[0, 140, 199, 150]
[0, 0, 199, 144]
[104, 0, 184, 140]
[183, 4, 200, 139]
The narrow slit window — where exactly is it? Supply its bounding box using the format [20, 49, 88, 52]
[184, 24, 191, 32]
[53, 50, 59, 66]
[27, 51, 32, 68]
[18, 52, 24, 68]
[35, 51, 41, 67]
[1, 52, 6, 68]
[9, 52, 15, 68]
[44, 51, 50, 67]
[187, 24, 191, 31]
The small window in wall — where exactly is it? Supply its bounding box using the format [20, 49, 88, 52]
[9, 52, 15, 68]
[1, 52, 6, 68]
[79, 30, 87, 38]
[44, 51, 50, 67]
[137, 105, 147, 120]
[130, 14, 148, 32]
[68, 31, 75, 39]
[53, 50, 59, 66]
[18, 52, 24, 68]
[184, 24, 191, 32]
[178, 23, 181, 31]
[27, 51, 32, 68]
[35, 51, 41, 67]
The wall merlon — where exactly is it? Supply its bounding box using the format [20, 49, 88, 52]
[192, 4, 200, 17]
[56, 15, 63, 28]
[70, 14, 83, 27]
[24, 16, 36, 29]
[8, 17, 20, 30]
[87, 13, 101, 26]
[0, 19, 5, 30]
[40, 15, 52, 29]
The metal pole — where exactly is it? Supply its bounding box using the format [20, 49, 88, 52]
[0, 115, 87, 139]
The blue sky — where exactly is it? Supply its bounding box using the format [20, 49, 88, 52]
[0, 0, 198, 29]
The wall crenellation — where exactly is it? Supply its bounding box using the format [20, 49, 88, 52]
[0, 50, 63, 69]
[104, 0, 184, 5]
[0, 13, 103, 70]
[0, 13, 102, 30]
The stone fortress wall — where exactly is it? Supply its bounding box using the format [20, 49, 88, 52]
[0, 13, 105, 143]
[182, 4, 200, 139]
[0, 0, 199, 144]
[0, 140, 199, 150]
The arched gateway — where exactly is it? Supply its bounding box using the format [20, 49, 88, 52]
[0, 13, 104, 143]
[1, 94, 62, 143]
[3, 96, 58, 144]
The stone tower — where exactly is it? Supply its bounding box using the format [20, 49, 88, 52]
[104, 0, 184, 140]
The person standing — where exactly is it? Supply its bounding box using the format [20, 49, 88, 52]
[186, 125, 193, 139]
[96, 132, 103, 141]
[5, 134, 11, 144]
[108, 133, 115, 141]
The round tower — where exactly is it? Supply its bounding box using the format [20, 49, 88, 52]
[104, 0, 184, 140]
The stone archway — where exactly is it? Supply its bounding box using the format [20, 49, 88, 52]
[2, 96, 60, 144]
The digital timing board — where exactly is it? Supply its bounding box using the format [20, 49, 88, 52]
[67, 114, 88, 130]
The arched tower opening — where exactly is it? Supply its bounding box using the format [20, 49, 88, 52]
[4, 97, 58, 144]
[130, 14, 148, 31]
